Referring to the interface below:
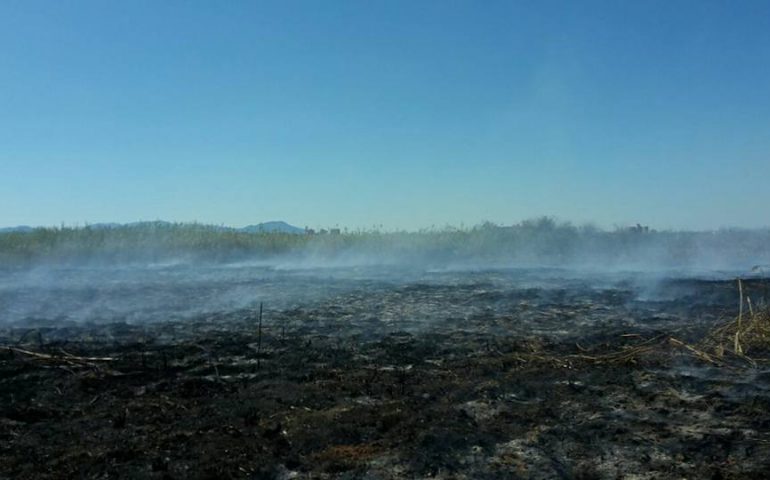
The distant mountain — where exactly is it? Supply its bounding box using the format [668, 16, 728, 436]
[0, 226, 34, 233]
[240, 221, 304, 234]
[0, 220, 306, 235]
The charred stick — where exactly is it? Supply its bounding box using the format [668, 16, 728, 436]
[736, 278, 744, 354]
[3, 346, 115, 363]
[257, 302, 263, 370]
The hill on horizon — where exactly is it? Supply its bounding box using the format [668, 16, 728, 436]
[0, 220, 306, 234]
[240, 221, 304, 234]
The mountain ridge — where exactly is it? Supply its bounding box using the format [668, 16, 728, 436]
[0, 221, 306, 234]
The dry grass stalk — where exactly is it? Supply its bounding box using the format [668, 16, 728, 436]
[668, 338, 719, 365]
[699, 278, 770, 364]
[735, 279, 744, 354]
[4, 346, 116, 367]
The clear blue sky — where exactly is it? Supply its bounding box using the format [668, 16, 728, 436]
[1, 0, 769, 231]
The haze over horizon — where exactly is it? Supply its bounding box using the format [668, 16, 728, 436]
[2, 1, 769, 231]
[1, 218, 769, 235]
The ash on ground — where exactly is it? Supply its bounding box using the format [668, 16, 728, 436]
[1, 267, 769, 479]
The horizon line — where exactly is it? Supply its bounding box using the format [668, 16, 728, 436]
[2, 218, 769, 234]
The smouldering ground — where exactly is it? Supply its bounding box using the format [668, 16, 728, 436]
[1, 268, 769, 479]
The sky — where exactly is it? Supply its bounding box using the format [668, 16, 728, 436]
[1, 0, 769, 231]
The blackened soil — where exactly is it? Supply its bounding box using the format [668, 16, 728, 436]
[1, 278, 770, 479]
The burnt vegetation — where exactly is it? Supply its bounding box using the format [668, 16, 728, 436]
[1, 218, 769, 269]
[1, 263, 770, 479]
[2, 221, 770, 478]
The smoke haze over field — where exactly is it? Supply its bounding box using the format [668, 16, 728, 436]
[1, 219, 769, 271]
[1, 219, 769, 327]
[1, 1, 769, 324]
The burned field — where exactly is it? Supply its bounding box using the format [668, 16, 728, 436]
[1, 267, 770, 479]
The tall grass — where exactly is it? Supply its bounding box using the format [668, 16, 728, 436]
[1, 218, 769, 268]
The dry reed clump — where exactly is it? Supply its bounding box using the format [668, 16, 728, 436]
[507, 279, 770, 368]
[699, 279, 770, 363]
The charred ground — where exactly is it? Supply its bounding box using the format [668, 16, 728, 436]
[1, 269, 769, 479]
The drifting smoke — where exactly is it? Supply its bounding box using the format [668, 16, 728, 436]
[1, 218, 768, 326]
[2, 218, 769, 271]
